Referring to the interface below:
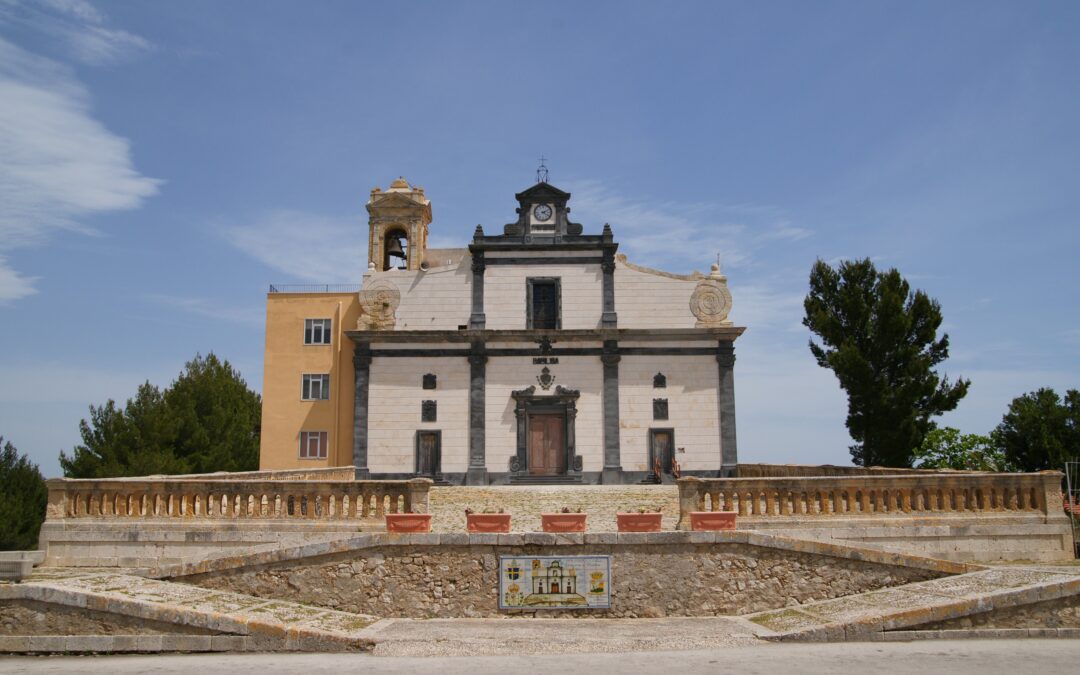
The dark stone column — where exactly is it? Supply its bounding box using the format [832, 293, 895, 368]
[717, 341, 738, 477]
[469, 234, 486, 329]
[352, 342, 372, 479]
[601, 340, 622, 484]
[601, 245, 618, 328]
[466, 342, 488, 485]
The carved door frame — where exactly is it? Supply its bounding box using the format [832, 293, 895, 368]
[509, 385, 581, 477]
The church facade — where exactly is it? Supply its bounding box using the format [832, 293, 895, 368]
[259, 177, 744, 484]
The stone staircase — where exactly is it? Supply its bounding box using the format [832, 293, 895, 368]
[507, 474, 584, 485]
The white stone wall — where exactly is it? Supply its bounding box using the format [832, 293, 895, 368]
[484, 264, 604, 330]
[614, 263, 698, 329]
[618, 355, 721, 472]
[365, 266, 472, 330]
[485, 355, 605, 472]
[367, 356, 470, 473]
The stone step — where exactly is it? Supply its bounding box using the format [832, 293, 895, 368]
[508, 475, 585, 485]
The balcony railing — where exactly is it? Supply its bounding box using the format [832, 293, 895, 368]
[45, 478, 432, 521]
[268, 284, 362, 294]
[676, 472, 1067, 530]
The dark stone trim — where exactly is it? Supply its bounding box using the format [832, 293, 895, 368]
[351, 342, 372, 479]
[485, 256, 604, 265]
[717, 341, 737, 477]
[358, 468, 725, 485]
[346, 326, 746, 344]
[509, 385, 581, 477]
[469, 248, 485, 329]
[367, 347, 720, 358]
[601, 339, 622, 484]
[466, 342, 488, 485]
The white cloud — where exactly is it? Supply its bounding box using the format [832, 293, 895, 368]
[0, 0, 151, 65]
[0, 36, 159, 300]
[142, 293, 264, 327]
[222, 210, 367, 283]
[0, 254, 38, 302]
[564, 179, 809, 276]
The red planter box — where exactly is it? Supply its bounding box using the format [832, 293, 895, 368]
[466, 513, 512, 533]
[689, 511, 737, 531]
[385, 513, 432, 533]
[616, 512, 663, 532]
[541, 513, 587, 533]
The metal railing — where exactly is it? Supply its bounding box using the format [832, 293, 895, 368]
[268, 284, 362, 294]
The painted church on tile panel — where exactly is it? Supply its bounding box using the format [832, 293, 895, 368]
[258, 172, 744, 485]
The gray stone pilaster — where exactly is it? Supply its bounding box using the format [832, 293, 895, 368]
[469, 231, 486, 329]
[601, 247, 618, 328]
[717, 341, 738, 477]
[601, 339, 622, 484]
[352, 342, 372, 479]
[466, 342, 488, 485]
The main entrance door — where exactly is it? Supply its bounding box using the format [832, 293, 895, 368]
[528, 414, 566, 475]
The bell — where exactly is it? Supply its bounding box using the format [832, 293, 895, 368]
[385, 238, 405, 259]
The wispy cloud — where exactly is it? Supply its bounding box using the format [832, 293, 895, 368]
[564, 179, 808, 275]
[0, 0, 151, 65]
[222, 210, 367, 283]
[0, 34, 160, 301]
[143, 293, 264, 327]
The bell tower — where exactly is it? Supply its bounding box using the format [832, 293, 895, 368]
[366, 177, 431, 272]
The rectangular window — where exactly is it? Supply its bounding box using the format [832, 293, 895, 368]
[299, 431, 328, 459]
[527, 278, 561, 329]
[304, 318, 332, 345]
[301, 373, 331, 400]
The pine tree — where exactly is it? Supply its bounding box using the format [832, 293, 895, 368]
[60, 353, 260, 478]
[803, 258, 970, 467]
[0, 437, 48, 551]
[992, 388, 1080, 472]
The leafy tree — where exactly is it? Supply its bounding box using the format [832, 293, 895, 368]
[992, 388, 1079, 472]
[0, 437, 48, 551]
[60, 353, 260, 478]
[803, 258, 970, 467]
[913, 427, 1014, 472]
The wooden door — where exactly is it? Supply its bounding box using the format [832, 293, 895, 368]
[528, 414, 566, 475]
[416, 431, 440, 476]
[650, 429, 674, 474]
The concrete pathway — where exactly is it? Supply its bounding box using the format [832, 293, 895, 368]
[746, 564, 1080, 641]
[4, 640, 1080, 674]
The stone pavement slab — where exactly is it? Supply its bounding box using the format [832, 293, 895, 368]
[358, 616, 767, 657]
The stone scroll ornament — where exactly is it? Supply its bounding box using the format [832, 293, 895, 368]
[689, 264, 733, 327]
[356, 279, 401, 330]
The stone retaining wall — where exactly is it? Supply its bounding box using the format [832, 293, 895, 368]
[181, 539, 942, 619]
[0, 599, 213, 636]
[913, 594, 1080, 630]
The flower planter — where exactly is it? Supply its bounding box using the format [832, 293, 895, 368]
[385, 513, 432, 533]
[541, 512, 587, 533]
[689, 510, 737, 531]
[0, 551, 46, 582]
[466, 513, 512, 533]
[616, 512, 663, 532]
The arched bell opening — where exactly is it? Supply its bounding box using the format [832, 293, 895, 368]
[383, 228, 409, 270]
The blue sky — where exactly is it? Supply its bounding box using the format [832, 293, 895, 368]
[1, 0, 1077, 477]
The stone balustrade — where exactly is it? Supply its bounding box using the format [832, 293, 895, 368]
[676, 472, 1068, 531]
[45, 477, 432, 521]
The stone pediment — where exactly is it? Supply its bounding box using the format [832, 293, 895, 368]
[515, 182, 571, 203]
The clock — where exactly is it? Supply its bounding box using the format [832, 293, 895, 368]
[532, 203, 553, 222]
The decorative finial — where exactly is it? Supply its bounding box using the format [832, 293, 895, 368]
[536, 156, 549, 183]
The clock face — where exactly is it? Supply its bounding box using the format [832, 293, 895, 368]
[532, 203, 553, 222]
